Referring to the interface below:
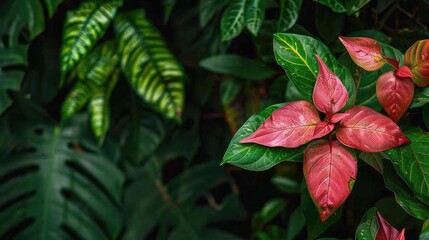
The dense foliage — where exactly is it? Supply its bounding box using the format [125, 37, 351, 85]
[0, 0, 429, 239]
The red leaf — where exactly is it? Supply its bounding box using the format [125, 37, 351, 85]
[376, 71, 414, 122]
[313, 55, 348, 118]
[404, 39, 429, 87]
[303, 140, 357, 222]
[313, 121, 334, 139]
[376, 212, 406, 240]
[339, 36, 386, 71]
[336, 106, 410, 152]
[330, 113, 349, 123]
[396, 66, 413, 78]
[240, 101, 321, 148]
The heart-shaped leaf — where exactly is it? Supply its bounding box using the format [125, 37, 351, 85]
[404, 40, 429, 87]
[240, 100, 321, 148]
[273, 33, 356, 106]
[313, 55, 349, 118]
[339, 36, 387, 71]
[376, 212, 406, 240]
[222, 103, 305, 171]
[376, 71, 414, 122]
[336, 106, 410, 152]
[304, 140, 357, 222]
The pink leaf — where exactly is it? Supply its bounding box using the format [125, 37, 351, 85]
[240, 101, 321, 148]
[303, 140, 357, 222]
[339, 36, 386, 71]
[313, 121, 334, 139]
[396, 66, 413, 78]
[330, 113, 349, 123]
[313, 55, 349, 118]
[376, 212, 406, 240]
[404, 39, 429, 87]
[336, 106, 410, 152]
[376, 71, 414, 122]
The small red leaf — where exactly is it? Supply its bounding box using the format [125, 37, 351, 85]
[336, 106, 410, 152]
[396, 66, 413, 78]
[304, 140, 357, 222]
[376, 212, 406, 240]
[313, 55, 348, 118]
[330, 113, 349, 123]
[339, 36, 386, 71]
[313, 121, 334, 139]
[404, 39, 429, 87]
[376, 71, 414, 122]
[386, 57, 399, 70]
[240, 101, 321, 148]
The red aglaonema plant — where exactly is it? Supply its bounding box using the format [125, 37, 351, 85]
[339, 37, 429, 122]
[240, 56, 410, 222]
[376, 212, 406, 240]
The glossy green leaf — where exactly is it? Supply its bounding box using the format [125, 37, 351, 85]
[199, 0, 230, 27]
[411, 87, 429, 108]
[359, 152, 384, 174]
[245, 0, 266, 36]
[115, 10, 185, 120]
[221, 0, 246, 41]
[273, 33, 356, 107]
[271, 175, 301, 193]
[301, 183, 342, 239]
[60, 0, 122, 82]
[383, 160, 429, 220]
[277, 0, 303, 32]
[314, 0, 370, 15]
[222, 103, 305, 171]
[384, 128, 429, 205]
[355, 208, 378, 240]
[200, 54, 274, 80]
[420, 219, 429, 240]
[0, 114, 124, 239]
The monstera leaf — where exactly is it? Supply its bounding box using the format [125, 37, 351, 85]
[115, 10, 185, 120]
[60, 0, 122, 82]
[0, 114, 124, 240]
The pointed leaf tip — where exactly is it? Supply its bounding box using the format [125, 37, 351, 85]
[313, 55, 348, 118]
[396, 66, 413, 78]
[339, 36, 386, 71]
[376, 212, 406, 240]
[240, 101, 321, 148]
[304, 140, 357, 222]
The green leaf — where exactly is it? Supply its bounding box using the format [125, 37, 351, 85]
[421, 219, 429, 240]
[313, 0, 346, 13]
[222, 103, 305, 171]
[277, 0, 303, 32]
[44, 0, 63, 17]
[0, 114, 124, 240]
[260, 198, 287, 225]
[343, 0, 371, 15]
[200, 54, 274, 80]
[383, 160, 429, 220]
[62, 80, 97, 120]
[301, 183, 342, 239]
[286, 206, 305, 240]
[221, 0, 247, 41]
[163, 0, 176, 23]
[271, 175, 301, 193]
[423, 104, 429, 129]
[359, 152, 384, 174]
[60, 0, 122, 82]
[384, 128, 429, 206]
[411, 87, 429, 108]
[355, 208, 379, 240]
[273, 33, 356, 107]
[89, 93, 110, 143]
[220, 78, 243, 106]
[115, 10, 185, 120]
[245, 0, 266, 36]
[199, 0, 230, 27]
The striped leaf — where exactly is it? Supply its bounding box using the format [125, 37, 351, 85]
[245, 0, 266, 36]
[115, 10, 185, 120]
[62, 80, 97, 121]
[277, 0, 302, 32]
[60, 0, 122, 84]
[221, 0, 247, 41]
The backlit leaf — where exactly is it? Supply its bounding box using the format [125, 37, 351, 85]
[240, 101, 321, 148]
[245, 0, 265, 36]
[376, 71, 414, 122]
[339, 36, 386, 71]
[404, 40, 429, 87]
[337, 106, 410, 152]
[221, 0, 246, 41]
[222, 103, 305, 171]
[303, 140, 357, 222]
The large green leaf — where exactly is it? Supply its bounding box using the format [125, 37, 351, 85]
[384, 128, 429, 205]
[221, 0, 247, 41]
[355, 208, 378, 240]
[0, 114, 124, 240]
[200, 54, 274, 80]
[60, 0, 122, 82]
[222, 103, 305, 171]
[273, 33, 356, 107]
[383, 160, 429, 220]
[115, 10, 185, 120]
[245, 0, 266, 36]
[277, 0, 303, 32]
